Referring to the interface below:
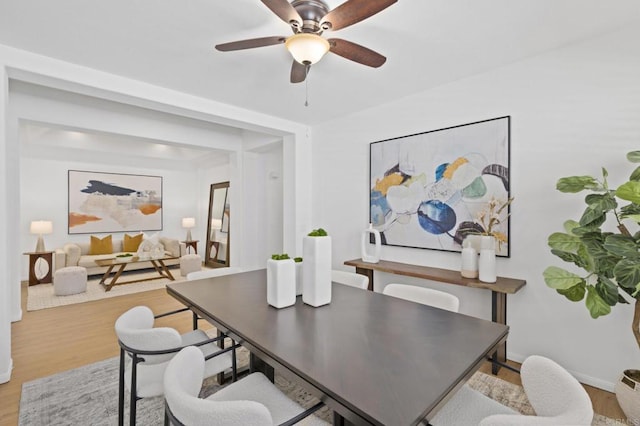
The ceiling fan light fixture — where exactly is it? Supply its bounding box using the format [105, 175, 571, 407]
[285, 33, 330, 65]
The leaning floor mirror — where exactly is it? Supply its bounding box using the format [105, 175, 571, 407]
[205, 181, 230, 268]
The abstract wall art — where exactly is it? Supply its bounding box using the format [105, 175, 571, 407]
[68, 170, 163, 234]
[370, 116, 511, 257]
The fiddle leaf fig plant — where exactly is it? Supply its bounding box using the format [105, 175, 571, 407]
[543, 151, 640, 351]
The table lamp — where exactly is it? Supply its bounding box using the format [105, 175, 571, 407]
[30, 220, 53, 252]
[182, 217, 195, 242]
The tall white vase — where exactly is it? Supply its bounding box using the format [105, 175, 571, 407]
[302, 236, 332, 307]
[295, 261, 303, 296]
[361, 223, 381, 263]
[266, 258, 296, 309]
[478, 236, 497, 283]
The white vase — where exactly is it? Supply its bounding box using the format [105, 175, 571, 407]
[266, 258, 296, 309]
[460, 243, 478, 279]
[478, 236, 496, 283]
[361, 223, 381, 263]
[302, 236, 332, 307]
[615, 369, 640, 424]
[295, 261, 303, 296]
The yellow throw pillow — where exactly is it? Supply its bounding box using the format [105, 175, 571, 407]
[89, 235, 113, 255]
[123, 233, 143, 252]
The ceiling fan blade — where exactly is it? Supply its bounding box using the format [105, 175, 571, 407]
[328, 38, 386, 68]
[261, 0, 303, 27]
[215, 36, 286, 51]
[321, 0, 397, 31]
[290, 60, 308, 83]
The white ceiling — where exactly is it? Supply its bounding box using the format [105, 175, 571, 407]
[1, 0, 640, 126]
[19, 122, 232, 169]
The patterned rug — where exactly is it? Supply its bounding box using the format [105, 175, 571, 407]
[26, 268, 188, 311]
[19, 347, 627, 425]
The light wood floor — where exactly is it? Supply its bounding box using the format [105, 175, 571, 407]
[0, 282, 628, 425]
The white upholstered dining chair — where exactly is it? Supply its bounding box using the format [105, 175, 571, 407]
[164, 346, 329, 426]
[382, 283, 460, 312]
[115, 306, 238, 426]
[430, 355, 594, 425]
[331, 270, 369, 290]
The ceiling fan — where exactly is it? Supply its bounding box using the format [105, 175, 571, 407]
[215, 0, 397, 83]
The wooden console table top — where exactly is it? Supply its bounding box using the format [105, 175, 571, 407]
[344, 258, 526, 294]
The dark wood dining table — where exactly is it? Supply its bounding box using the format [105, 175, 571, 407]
[167, 269, 508, 425]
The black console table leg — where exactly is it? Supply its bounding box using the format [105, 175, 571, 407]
[491, 291, 507, 374]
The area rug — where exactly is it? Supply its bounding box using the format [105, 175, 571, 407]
[19, 347, 331, 425]
[19, 351, 627, 425]
[26, 268, 188, 311]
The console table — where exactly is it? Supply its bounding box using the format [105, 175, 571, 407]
[344, 258, 526, 373]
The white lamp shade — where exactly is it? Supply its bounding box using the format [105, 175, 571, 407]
[182, 217, 195, 228]
[285, 33, 330, 65]
[30, 220, 53, 235]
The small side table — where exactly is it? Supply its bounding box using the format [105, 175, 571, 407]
[24, 251, 54, 285]
[182, 240, 199, 254]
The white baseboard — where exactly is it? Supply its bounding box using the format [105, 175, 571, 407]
[11, 307, 22, 323]
[508, 351, 615, 392]
[0, 358, 13, 384]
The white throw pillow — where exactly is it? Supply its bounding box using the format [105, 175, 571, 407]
[137, 239, 164, 255]
[142, 232, 160, 244]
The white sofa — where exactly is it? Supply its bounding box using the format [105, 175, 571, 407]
[54, 236, 186, 276]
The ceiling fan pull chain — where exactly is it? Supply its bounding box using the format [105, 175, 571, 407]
[304, 64, 310, 107]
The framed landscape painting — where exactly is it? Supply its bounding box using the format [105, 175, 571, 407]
[369, 116, 511, 257]
[68, 170, 163, 234]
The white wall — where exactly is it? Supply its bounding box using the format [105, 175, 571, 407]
[312, 25, 640, 391]
[242, 144, 284, 270]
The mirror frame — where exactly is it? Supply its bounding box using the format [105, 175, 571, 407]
[205, 181, 230, 268]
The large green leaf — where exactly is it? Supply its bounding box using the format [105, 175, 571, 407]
[627, 151, 640, 163]
[557, 284, 586, 302]
[548, 232, 582, 253]
[581, 233, 609, 258]
[585, 193, 617, 212]
[563, 220, 580, 234]
[595, 276, 619, 306]
[603, 234, 640, 259]
[550, 249, 587, 269]
[543, 266, 584, 290]
[556, 176, 600, 193]
[620, 203, 640, 220]
[577, 244, 596, 271]
[630, 166, 640, 182]
[613, 258, 640, 291]
[579, 206, 606, 227]
[571, 224, 602, 237]
[586, 285, 612, 318]
[616, 181, 640, 204]
[593, 256, 619, 278]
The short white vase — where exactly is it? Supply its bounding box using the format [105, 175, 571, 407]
[266, 258, 296, 309]
[361, 223, 381, 263]
[460, 243, 478, 279]
[302, 236, 332, 307]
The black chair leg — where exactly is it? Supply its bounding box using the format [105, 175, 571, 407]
[130, 354, 138, 426]
[118, 349, 125, 426]
[231, 340, 237, 382]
